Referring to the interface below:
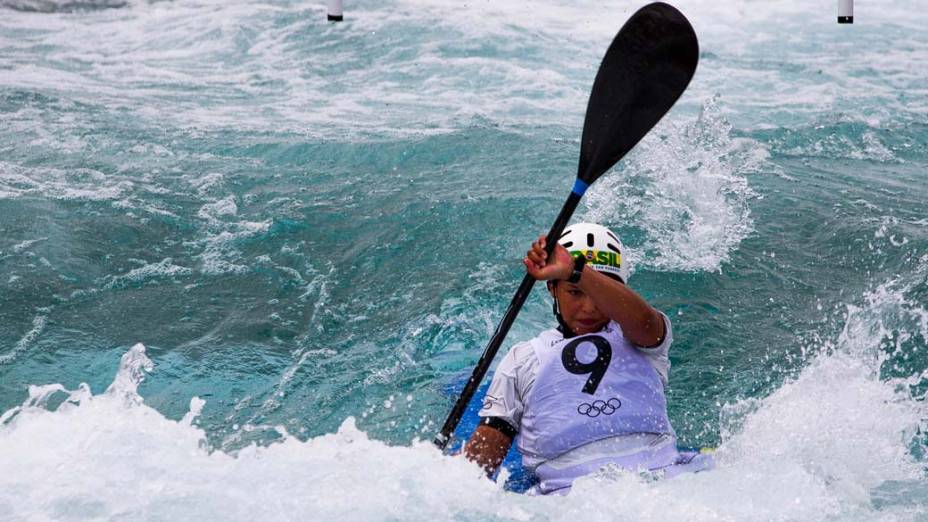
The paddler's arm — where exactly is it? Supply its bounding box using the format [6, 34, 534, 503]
[526, 235, 666, 348]
[574, 259, 666, 347]
[463, 423, 513, 476]
[462, 345, 526, 477]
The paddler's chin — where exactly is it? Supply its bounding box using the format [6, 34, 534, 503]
[569, 318, 608, 335]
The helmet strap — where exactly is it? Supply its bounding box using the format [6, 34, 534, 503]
[550, 281, 578, 338]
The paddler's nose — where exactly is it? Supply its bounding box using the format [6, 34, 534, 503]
[580, 295, 598, 315]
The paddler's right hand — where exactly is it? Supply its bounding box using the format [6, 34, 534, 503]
[523, 234, 574, 281]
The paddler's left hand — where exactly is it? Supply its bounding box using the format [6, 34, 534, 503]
[524, 235, 575, 281]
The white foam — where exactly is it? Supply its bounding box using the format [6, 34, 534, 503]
[190, 223, 270, 276]
[103, 257, 193, 289]
[188, 172, 226, 196]
[0, 304, 924, 520]
[0, 311, 47, 365]
[197, 195, 239, 223]
[3, 268, 926, 520]
[0, 346, 502, 520]
[0, 162, 132, 202]
[1, 0, 925, 139]
[11, 237, 47, 253]
[185, 194, 271, 276]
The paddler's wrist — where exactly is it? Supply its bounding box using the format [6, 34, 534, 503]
[565, 255, 587, 284]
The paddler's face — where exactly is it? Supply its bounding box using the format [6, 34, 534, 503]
[550, 281, 608, 335]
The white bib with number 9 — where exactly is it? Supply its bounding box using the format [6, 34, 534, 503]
[517, 321, 673, 461]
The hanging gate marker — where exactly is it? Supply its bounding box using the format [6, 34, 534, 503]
[328, 0, 343, 21]
[838, 0, 853, 23]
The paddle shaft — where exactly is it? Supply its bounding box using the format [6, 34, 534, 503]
[433, 190, 582, 449]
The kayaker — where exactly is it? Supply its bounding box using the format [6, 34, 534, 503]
[463, 222, 711, 494]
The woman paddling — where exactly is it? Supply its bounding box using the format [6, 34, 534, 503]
[463, 222, 712, 495]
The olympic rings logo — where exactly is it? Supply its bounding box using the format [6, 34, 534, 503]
[577, 398, 622, 417]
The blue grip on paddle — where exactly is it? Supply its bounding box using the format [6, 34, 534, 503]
[571, 178, 589, 196]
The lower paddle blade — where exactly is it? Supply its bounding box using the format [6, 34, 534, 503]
[578, 2, 699, 184]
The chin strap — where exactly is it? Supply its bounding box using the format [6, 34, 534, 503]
[550, 281, 578, 338]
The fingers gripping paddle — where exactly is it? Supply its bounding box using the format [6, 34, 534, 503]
[434, 2, 699, 450]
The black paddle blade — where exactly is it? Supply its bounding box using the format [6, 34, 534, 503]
[578, 2, 698, 184]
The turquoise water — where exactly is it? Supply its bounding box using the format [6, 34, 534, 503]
[2, 0, 928, 519]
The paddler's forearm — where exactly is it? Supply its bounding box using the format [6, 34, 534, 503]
[576, 265, 665, 347]
[463, 425, 512, 476]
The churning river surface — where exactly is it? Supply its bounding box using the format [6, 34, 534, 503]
[1, 0, 928, 519]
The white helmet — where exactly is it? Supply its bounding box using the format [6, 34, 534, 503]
[558, 222, 630, 283]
